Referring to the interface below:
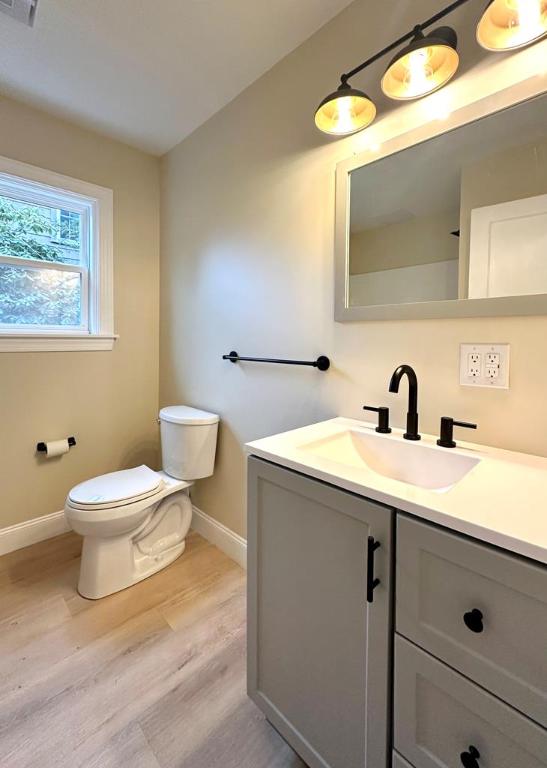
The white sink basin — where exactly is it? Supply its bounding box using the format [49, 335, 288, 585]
[299, 429, 480, 492]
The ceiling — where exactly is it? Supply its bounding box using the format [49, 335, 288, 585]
[0, 0, 354, 155]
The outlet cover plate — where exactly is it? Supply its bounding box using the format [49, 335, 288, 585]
[460, 343, 510, 389]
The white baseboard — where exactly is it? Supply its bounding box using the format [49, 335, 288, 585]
[0, 510, 70, 557]
[0, 505, 247, 570]
[191, 505, 247, 570]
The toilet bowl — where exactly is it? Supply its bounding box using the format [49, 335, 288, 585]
[65, 406, 219, 599]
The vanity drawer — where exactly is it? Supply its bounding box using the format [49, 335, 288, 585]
[394, 636, 547, 768]
[396, 515, 547, 726]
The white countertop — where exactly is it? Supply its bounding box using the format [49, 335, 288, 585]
[246, 418, 547, 565]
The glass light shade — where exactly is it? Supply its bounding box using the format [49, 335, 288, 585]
[477, 0, 547, 50]
[315, 85, 376, 136]
[381, 27, 459, 100]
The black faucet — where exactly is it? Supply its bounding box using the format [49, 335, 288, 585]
[388, 364, 421, 441]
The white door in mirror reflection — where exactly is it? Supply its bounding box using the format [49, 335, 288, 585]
[469, 193, 547, 299]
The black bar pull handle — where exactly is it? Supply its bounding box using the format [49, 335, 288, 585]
[367, 536, 381, 603]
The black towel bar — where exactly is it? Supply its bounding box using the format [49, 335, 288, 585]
[222, 351, 330, 371]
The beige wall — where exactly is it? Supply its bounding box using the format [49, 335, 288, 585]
[160, 0, 547, 538]
[0, 96, 160, 528]
[350, 211, 459, 275]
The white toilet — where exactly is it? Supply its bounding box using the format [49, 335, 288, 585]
[65, 405, 219, 599]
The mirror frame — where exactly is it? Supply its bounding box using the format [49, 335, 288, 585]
[335, 75, 547, 322]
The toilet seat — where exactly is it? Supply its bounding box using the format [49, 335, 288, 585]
[68, 465, 164, 511]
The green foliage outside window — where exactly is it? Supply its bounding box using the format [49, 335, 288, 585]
[0, 198, 81, 326]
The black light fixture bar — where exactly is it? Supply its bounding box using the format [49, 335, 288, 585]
[317, 0, 545, 135]
[340, 0, 474, 85]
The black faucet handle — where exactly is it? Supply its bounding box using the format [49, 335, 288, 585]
[437, 417, 477, 448]
[363, 406, 391, 434]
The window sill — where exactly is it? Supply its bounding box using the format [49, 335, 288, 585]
[0, 333, 118, 352]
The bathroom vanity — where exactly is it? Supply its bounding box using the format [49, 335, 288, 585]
[245, 419, 547, 768]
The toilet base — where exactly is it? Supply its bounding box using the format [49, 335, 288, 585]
[77, 489, 192, 599]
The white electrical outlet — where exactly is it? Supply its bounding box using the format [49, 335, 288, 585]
[467, 352, 481, 379]
[460, 343, 510, 388]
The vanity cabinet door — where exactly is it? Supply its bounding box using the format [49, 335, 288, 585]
[247, 456, 393, 768]
[396, 515, 547, 727]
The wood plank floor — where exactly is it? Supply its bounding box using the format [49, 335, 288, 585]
[0, 531, 306, 768]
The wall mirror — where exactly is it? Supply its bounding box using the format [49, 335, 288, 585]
[335, 84, 547, 321]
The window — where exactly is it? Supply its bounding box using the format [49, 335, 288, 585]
[0, 156, 114, 351]
[52, 208, 81, 247]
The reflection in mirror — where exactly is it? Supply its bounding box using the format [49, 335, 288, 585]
[348, 94, 547, 308]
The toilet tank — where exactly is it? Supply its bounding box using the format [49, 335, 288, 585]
[159, 406, 219, 480]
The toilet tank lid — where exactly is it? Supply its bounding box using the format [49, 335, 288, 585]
[159, 405, 220, 425]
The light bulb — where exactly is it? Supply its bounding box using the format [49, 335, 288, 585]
[402, 48, 434, 93]
[508, 0, 545, 41]
[334, 96, 357, 134]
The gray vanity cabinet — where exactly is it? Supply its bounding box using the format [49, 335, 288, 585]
[247, 456, 393, 768]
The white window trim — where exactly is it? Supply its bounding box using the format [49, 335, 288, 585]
[0, 155, 116, 352]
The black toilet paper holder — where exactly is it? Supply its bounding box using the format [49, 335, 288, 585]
[36, 436, 77, 453]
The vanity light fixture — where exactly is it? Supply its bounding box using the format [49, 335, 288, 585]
[381, 26, 460, 100]
[477, 0, 547, 51]
[316, 0, 546, 136]
[314, 82, 376, 136]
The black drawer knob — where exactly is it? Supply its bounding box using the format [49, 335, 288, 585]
[460, 745, 480, 768]
[463, 608, 484, 633]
